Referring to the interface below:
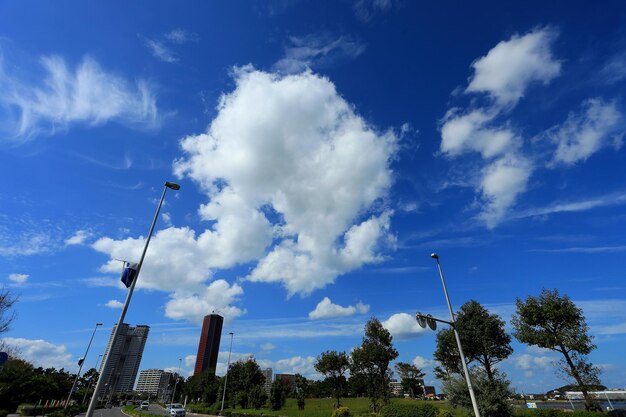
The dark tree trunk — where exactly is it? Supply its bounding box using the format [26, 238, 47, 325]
[483, 355, 494, 382]
[560, 346, 598, 412]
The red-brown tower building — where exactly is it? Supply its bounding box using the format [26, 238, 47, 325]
[194, 313, 223, 376]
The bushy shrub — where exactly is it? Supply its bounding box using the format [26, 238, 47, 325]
[608, 410, 626, 417]
[0, 409, 8, 417]
[379, 403, 438, 417]
[331, 406, 352, 417]
[436, 409, 453, 417]
[187, 403, 219, 414]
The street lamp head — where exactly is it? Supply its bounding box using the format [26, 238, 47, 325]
[229, 332, 234, 336]
[165, 181, 181, 190]
[430, 253, 439, 260]
[96, 323, 103, 326]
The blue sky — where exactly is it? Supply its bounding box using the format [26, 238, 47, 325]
[1, 0, 626, 393]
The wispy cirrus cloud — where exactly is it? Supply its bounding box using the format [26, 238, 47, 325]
[164, 29, 199, 44]
[529, 246, 626, 254]
[274, 33, 365, 74]
[0, 55, 159, 139]
[0, 232, 54, 257]
[141, 37, 178, 63]
[510, 191, 626, 220]
[353, 0, 395, 23]
[547, 98, 623, 165]
[140, 29, 199, 63]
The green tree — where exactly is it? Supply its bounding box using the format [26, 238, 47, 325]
[511, 288, 601, 411]
[269, 380, 286, 411]
[0, 358, 34, 411]
[183, 371, 219, 404]
[310, 379, 332, 398]
[225, 358, 265, 408]
[443, 370, 513, 417]
[394, 362, 425, 398]
[314, 350, 349, 408]
[347, 372, 368, 397]
[248, 385, 267, 409]
[350, 318, 398, 412]
[434, 300, 512, 382]
[294, 373, 308, 410]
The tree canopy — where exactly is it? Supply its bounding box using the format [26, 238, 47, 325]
[350, 317, 398, 412]
[434, 300, 512, 382]
[512, 288, 601, 411]
[394, 362, 425, 398]
[314, 350, 349, 408]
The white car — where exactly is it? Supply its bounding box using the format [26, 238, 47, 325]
[140, 401, 149, 410]
[168, 404, 186, 417]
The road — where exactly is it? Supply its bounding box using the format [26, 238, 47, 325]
[77, 404, 165, 417]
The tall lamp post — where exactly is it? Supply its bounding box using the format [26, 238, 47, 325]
[431, 253, 481, 417]
[82, 354, 103, 405]
[86, 181, 180, 417]
[65, 322, 103, 410]
[220, 332, 234, 415]
[170, 358, 182, 407]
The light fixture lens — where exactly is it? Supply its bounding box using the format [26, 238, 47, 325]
[165, 181, 181, 190]
[430, 253, 439, 259]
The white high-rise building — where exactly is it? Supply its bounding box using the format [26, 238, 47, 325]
[99, 324, 149, 395]
[136, 369, 173, 401]
[261, 368, 272, 395]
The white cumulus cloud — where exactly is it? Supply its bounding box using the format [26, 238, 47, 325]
[258, 355, 319, 379]
[309, 297, 370, 319]
[439, 28, 560, 227]
[550, 98, 623, 164]
[92, 67, 397, 323]
[514, 353, 555, 371]
[65, 230, 92, 246]
[382, 313, 426, 339]
[479, 155, 532, 228]
[1, 337, 75, 370]
[412, 355, 436, 369]
[0, 55, 159, 138]
[440, 109, 519, 158]
[174, 67, 397, 296]
[184, 354, 196, 368]
[466, 28, 561, 107]
[8, 273, 29, 285]
[164, 280, 245, 324]
[105, 299, 124, 309]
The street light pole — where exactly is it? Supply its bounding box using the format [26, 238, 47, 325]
[82, 354, 103, 405]
[220, 332, 234, 415]
[86, 181, 180, 417]
[65, 322, 103, 410]
[431, 253, 481, 417]
[170, 358, 182, 407]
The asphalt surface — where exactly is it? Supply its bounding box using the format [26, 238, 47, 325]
[77, 404, 166, 417]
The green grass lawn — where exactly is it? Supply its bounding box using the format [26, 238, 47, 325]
[223, 397, 465, 417]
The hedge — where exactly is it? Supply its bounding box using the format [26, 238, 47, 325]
[514, 410, 606, 417]
[380, 403, 439, 417]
